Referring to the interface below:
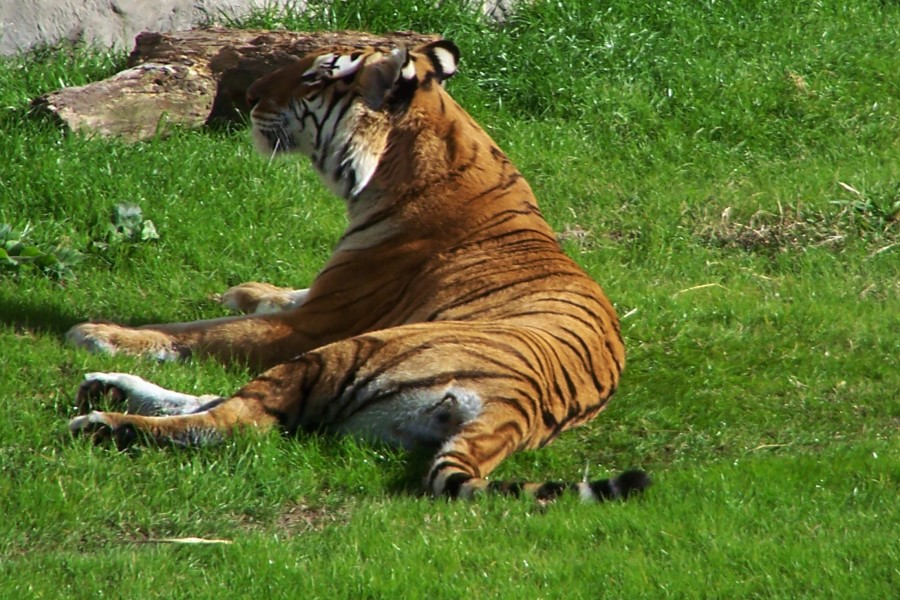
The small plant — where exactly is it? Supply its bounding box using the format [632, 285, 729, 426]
[0, 223, 84, 280]
[106, 203, 159, 244]
[88, 202, 160, 257]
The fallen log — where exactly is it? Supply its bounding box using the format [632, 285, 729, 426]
[31, 28, 440, 142]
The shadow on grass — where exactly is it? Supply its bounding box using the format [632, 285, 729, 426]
[0, 294, 85, 336]
[386, 445, 439, 497]
[0, 293, 186, 338]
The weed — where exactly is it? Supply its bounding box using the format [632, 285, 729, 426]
[97, 202, 160, 247]
[0, 223, 84, 280]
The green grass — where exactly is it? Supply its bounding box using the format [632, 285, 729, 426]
[1, 1, 898, 597]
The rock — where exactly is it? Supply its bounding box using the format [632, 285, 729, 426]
[0, 1, 297, 56]
[0, 1, 523, 57]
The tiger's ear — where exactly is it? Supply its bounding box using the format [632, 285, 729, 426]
[415, 40, 460, 83]
[357, 46, 409, 111]
[355, 40, 460, 111]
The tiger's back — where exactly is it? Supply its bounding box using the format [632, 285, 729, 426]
[67, 40, 646, 502]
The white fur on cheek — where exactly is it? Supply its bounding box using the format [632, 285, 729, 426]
[307, 53, 364, 80]
[400, 60, 416, 80]
[316, 103, 389, 199]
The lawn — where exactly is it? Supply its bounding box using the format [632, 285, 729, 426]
[1, 1, 897, 598]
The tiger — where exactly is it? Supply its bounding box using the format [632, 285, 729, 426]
[66, 39, 650, 502]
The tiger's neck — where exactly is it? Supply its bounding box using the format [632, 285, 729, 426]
[335, 90, 557, 257]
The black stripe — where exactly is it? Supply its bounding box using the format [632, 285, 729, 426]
[385, 77, 418, 113]
[262, 406, 291, 426]
[428, 456, 478, 487]
[487, 481, 522, 496]
[456, 181, 507, 207]
[557, 325, 608, 396]
[588, 479, 617, 500]
[500, 172, 523, 189]
[452, 340, 544, 395]
[319, 338, 385, 424]
[546, 339, 579, 399]
[615, 470, 652, 498]
[604, 338, 624, 374]
[545, 328, 594, 379]
[533, 482, 570, 501]
[294, 354, 326, 429]
[442, 472, 472, 498]
[493, 394, 540, 430]
[445, 121, 458, 162]
[316, 93, 352, 151]
[448, 221, 557, 254]
[341, 206, 400, 239]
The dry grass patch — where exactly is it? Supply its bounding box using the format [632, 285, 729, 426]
[696, 185, 898, 254]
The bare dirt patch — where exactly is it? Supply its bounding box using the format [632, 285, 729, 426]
[236, 501, 351, 537]
[276, 502, 350, 534]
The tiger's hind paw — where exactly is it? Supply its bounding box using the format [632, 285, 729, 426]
[75, 373, 128, 414]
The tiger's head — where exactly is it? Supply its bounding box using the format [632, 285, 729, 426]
[247, 40, 460, 200]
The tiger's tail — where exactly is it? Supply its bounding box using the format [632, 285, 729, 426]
[432, 468, 652, 503]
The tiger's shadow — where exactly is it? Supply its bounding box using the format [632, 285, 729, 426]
[1, 296, 86, 338]
[0, 296, 178, 339]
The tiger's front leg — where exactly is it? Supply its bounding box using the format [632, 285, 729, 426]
[66, 277, 310, 368]
[65, 305, 339, 369]
[70, 405, 257, 448]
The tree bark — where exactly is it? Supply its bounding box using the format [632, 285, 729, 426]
[31, 28, 440, 142]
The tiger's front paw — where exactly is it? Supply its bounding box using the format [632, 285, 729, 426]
[217, 282, 308, 314]
[66, 322, 187, 361]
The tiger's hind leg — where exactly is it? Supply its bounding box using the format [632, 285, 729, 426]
[69, 381, 276, 449]
[218, 282, 309, 315]
[67, 355, 313, 447]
